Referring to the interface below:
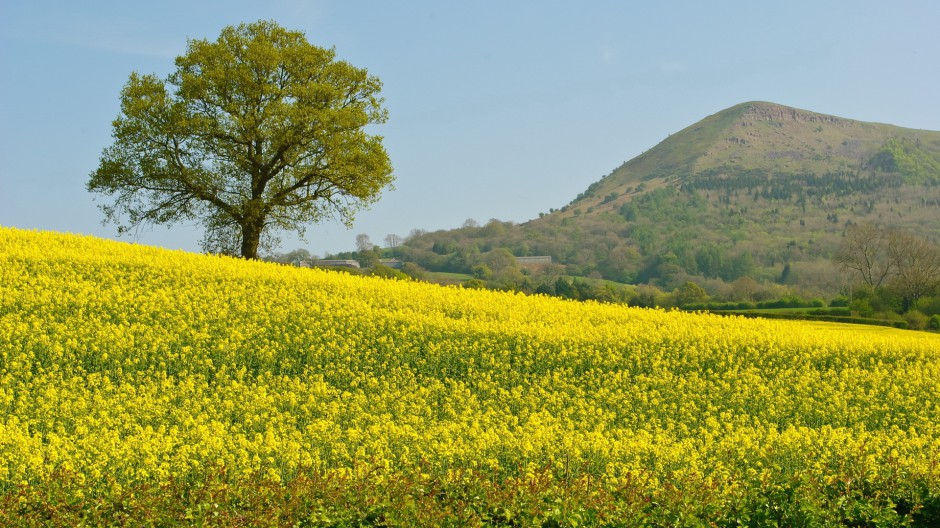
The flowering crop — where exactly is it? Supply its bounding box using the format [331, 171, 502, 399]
[1, 226, 939, 526]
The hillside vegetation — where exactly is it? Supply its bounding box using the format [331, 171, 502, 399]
[398, 102, 940, 302]
[2, 227, 940, 525]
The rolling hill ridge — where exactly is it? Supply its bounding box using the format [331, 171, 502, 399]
[563, 101, 940, 218]
[398, 101, 940, 298]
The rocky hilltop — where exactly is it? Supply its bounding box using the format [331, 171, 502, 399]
[562, 101, 940, 219]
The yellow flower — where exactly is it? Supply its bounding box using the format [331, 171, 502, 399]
[1, 225, 939, 507]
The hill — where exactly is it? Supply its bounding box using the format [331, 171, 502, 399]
[563, 101, 940, 216]
[399, 102, 940, 299]
[3, 226, 940, 525]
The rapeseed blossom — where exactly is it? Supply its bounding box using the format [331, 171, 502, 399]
[1, 226, 939, 524]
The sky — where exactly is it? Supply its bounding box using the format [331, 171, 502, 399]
[2, 1, 939, 257]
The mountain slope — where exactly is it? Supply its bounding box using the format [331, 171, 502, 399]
[401, 102, 940, 296]
[562, 101, 940, 217]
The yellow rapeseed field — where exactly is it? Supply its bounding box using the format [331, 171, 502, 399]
[1, 226, 939, 526]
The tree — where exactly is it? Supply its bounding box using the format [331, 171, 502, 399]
[483, 248, 522, 284]
[355, 233, 374, 253]
[694, 245, 725, 279]
[885, 229, 940, 309]
[88, 21, 394, 258]
[835, 224, 892, 289]
[675, 281, 709, 307]
[836, 224, 940, 310]
[270, 247, 312, 265]
[406, 228, 427, 241]
[383, 233, 402, 249]
[731, 276, 760, 301]
[471, 264, 493, 280]
[554, 278, 576, 299]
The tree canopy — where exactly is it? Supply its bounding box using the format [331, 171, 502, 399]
[89, 20, 394, 258]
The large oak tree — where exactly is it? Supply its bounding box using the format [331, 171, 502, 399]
[89, 21, 394, 258]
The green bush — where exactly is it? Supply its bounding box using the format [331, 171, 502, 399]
[755, 296, 825, 310]
[904, 310, 929, 331]
[809, 308, 852, 317]
[914, 296, 940, 316]
[471, 264, 493, 280]
[369, 264, 410, 280]
[829, 296, 850, 307]
[850, 299, 875, 318]
[928, 315, 940, 331]
[461, 278, 487, 289]
[684, 301, 757, 311]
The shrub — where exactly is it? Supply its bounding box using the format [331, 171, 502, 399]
[809, 308, 852, 317]
[471, 264, 493, 280]
[850, 299, 875, 318]
[914, 296, 940, 316]
[904, 310, 929, 331]
[756, 296, 818, 309]
[829, 296, 850, 307]
[401, 262, 428, 281]
[929, 315, 940, 331]
[461, 278, 487, 289]
[369, 264, 410, 280]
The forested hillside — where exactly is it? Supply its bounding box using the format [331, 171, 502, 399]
[392, 102, 940, 310]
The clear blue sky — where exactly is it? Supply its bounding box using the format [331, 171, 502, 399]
[2, 1, 938, 256]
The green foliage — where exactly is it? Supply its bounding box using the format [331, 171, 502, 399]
[750, 296, 824, 309]
[852, 282, 914, 320]
[357, 248, 380, 269]
[6, 462, 939, 527]
[88, 21, 393, 258]
[368, 264, 409, 280]
[684, 300, 758, 311]
[675, 281, 709, 307]
[619, 202, 638, 221]
[461, 278, 487, 289]
[694, 245, 723, 279]
[397, 103, 940, 307]
[399, 262, 428, 281]
[554, 277, 576, 299]
[829, 296, 850, 307]
[871, 137, 940, 184]
[928, 314, 940, 331]
[904, 310, 930, 331]
[471, 263, 493, 280]
[914, 296, 940, 316]
[266, 247, 312, 264]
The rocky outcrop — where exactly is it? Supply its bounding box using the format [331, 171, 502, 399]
[742, 101, 845, 125]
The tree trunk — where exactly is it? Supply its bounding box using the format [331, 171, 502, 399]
[240, 221, 263, 259]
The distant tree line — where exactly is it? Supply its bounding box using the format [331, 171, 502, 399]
[268, 220, 940, 330]
[679, 167, 903, 201]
